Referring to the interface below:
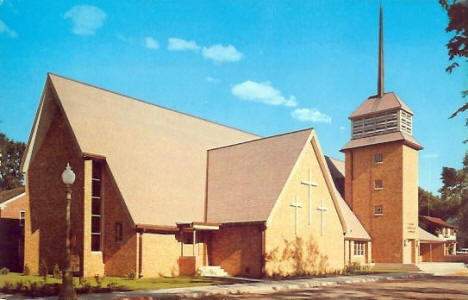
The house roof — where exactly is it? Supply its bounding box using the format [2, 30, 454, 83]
[349, 92, 414, 119]
[206, 129, 314, 223]
[324, 157, 371, 240]
[0, 187, 25, 205]
[421, 215, 458, 229]
[419, 227, 444, 243]
[341, 131, 423, 151]
[23, 74, 259, 226]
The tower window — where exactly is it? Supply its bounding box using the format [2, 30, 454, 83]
[374, 180, 383, 189]
[375, 205, 383, 215]
[19, 210, 25, 227]
[374, 153, 383, 163]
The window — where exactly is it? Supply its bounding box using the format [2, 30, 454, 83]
[354, 242, 365, 256]
[374, 180, 383, 189]
[115, 222, 123, 242]
[374, 153, 383, 163]
[91, 160, 102, 251]
[19, 210, 25, 227]
[375, 205, 383, 215]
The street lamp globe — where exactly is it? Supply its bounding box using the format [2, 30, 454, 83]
[62, 163, 76, 185]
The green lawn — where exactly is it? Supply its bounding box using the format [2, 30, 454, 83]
[0, 272, 238, 295]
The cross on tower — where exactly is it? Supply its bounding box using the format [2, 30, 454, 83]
[316, 198, 327, 236]
[301, 168, 318, 225]
[289, 196, 302, 236]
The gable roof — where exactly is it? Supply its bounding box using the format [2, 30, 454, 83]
[421, 215, 458, 230]
[0, 187, 25, 205]
[341, 131, 423, 151]
[324, 157, 371, 240]
[419, 227, 444, 243]
[23, 74, 259, 226]
[349, 92, 413, 119]
[206, 129, 313, 223]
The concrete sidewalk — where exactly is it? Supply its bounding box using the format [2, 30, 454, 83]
[1, 272, 431, 300]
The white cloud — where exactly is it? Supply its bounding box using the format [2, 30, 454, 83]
[0, 19, 17, 38]
[339, 126, 346, 130]
[205, 76, 219, 83]
[64, 5, 106, 35]
[202, 44, 242, 63]
[423, 153, 439, 159]
[144, 37, 159, 49]
[168, 38, 199, 51]
[232, 81, 297, 107]
[0, 0, 3, 6]
[291, 108, 332, 123]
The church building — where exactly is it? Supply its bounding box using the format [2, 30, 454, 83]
[20, 7, 441, 278]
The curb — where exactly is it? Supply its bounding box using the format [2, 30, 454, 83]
[142, 273, 432, 299]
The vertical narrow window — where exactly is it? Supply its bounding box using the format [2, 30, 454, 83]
[19, 210, 25, 227]
[115, 222, 123, 242]
[374, 180, 383, 189]
[91, 160, 102, 251]
[354, 241, 365, 256]
[374, 153, 383, 163]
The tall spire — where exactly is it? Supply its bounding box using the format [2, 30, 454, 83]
[377, 4, 384, 98]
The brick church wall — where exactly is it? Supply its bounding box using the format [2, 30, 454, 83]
[265, 139, 345, 277]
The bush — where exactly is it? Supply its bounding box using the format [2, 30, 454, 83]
[2, 280, 13, 293]
[53, 263, 62, 279]
[126, 270, 136, 280]
[15, 280, 25, 292]
[107, 281, 118, 292]
[39, 259, 48, 280]
[23, 264, 31, 275]
[78, 278, 92, 294]
[0, 267, 9, 275]
[94, 274, 105, 287]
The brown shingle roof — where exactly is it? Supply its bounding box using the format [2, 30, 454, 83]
[23, 74, 259, 226]
[206, 129, 313, 223]
[349, 92, 414, 119]
[341, 131, 423, 151]
[0, 187, 25, 205]
[421, 215, 458, 229]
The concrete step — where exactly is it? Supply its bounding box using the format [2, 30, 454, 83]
[372, 263, 421, 272]
[197, 265, 229, 277]
[416, 262, 467, 274]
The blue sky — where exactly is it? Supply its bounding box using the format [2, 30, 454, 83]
[0, 0, 466, 194]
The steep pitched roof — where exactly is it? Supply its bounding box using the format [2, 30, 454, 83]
[419, 227, 444, 243]
[341, 131, 423, 151]
[0, 187, 25, 205]
[325, 157, 371, 240]
[206, 129, 313, 223]
[23, 74, 259, 226]
[421, 215, 458, 229]
[349, 92, 414, 119]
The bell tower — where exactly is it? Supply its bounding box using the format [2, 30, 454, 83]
[341, 5, 423, 264]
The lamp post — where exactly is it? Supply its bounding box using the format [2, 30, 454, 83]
[59, 163, 77, 300]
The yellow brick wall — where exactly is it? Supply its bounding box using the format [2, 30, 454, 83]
[344, 142, 419, 263]
[140, 233, 181, 277]
[25, 109, 85, 274]
[265, 137, 345, 276]
[209, 224, 263, 277]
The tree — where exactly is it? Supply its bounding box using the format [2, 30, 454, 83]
[0, 133, 26, 191]
[439, 0, 468, 142]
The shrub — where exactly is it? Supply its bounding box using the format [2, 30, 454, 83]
[53, 263, 62, 279]
[78, 278, 92, 294]
[2, 280, 13, 293]
[107, 281, 118, 292]
[94, 274, 105, 287]
[23, 264, 31, 275]
[126, 270, 136, 280]
[15, 280, 25, 292]
[0, 267, 9, 275]
[39, 259, 48, 280]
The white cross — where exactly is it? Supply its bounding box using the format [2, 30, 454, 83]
[301, 168, 318, 225]
[316, 198, 327, 236]
[290, 196, 302, 236]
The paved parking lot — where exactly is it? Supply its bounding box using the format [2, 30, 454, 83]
[205, 276, 468, 300]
